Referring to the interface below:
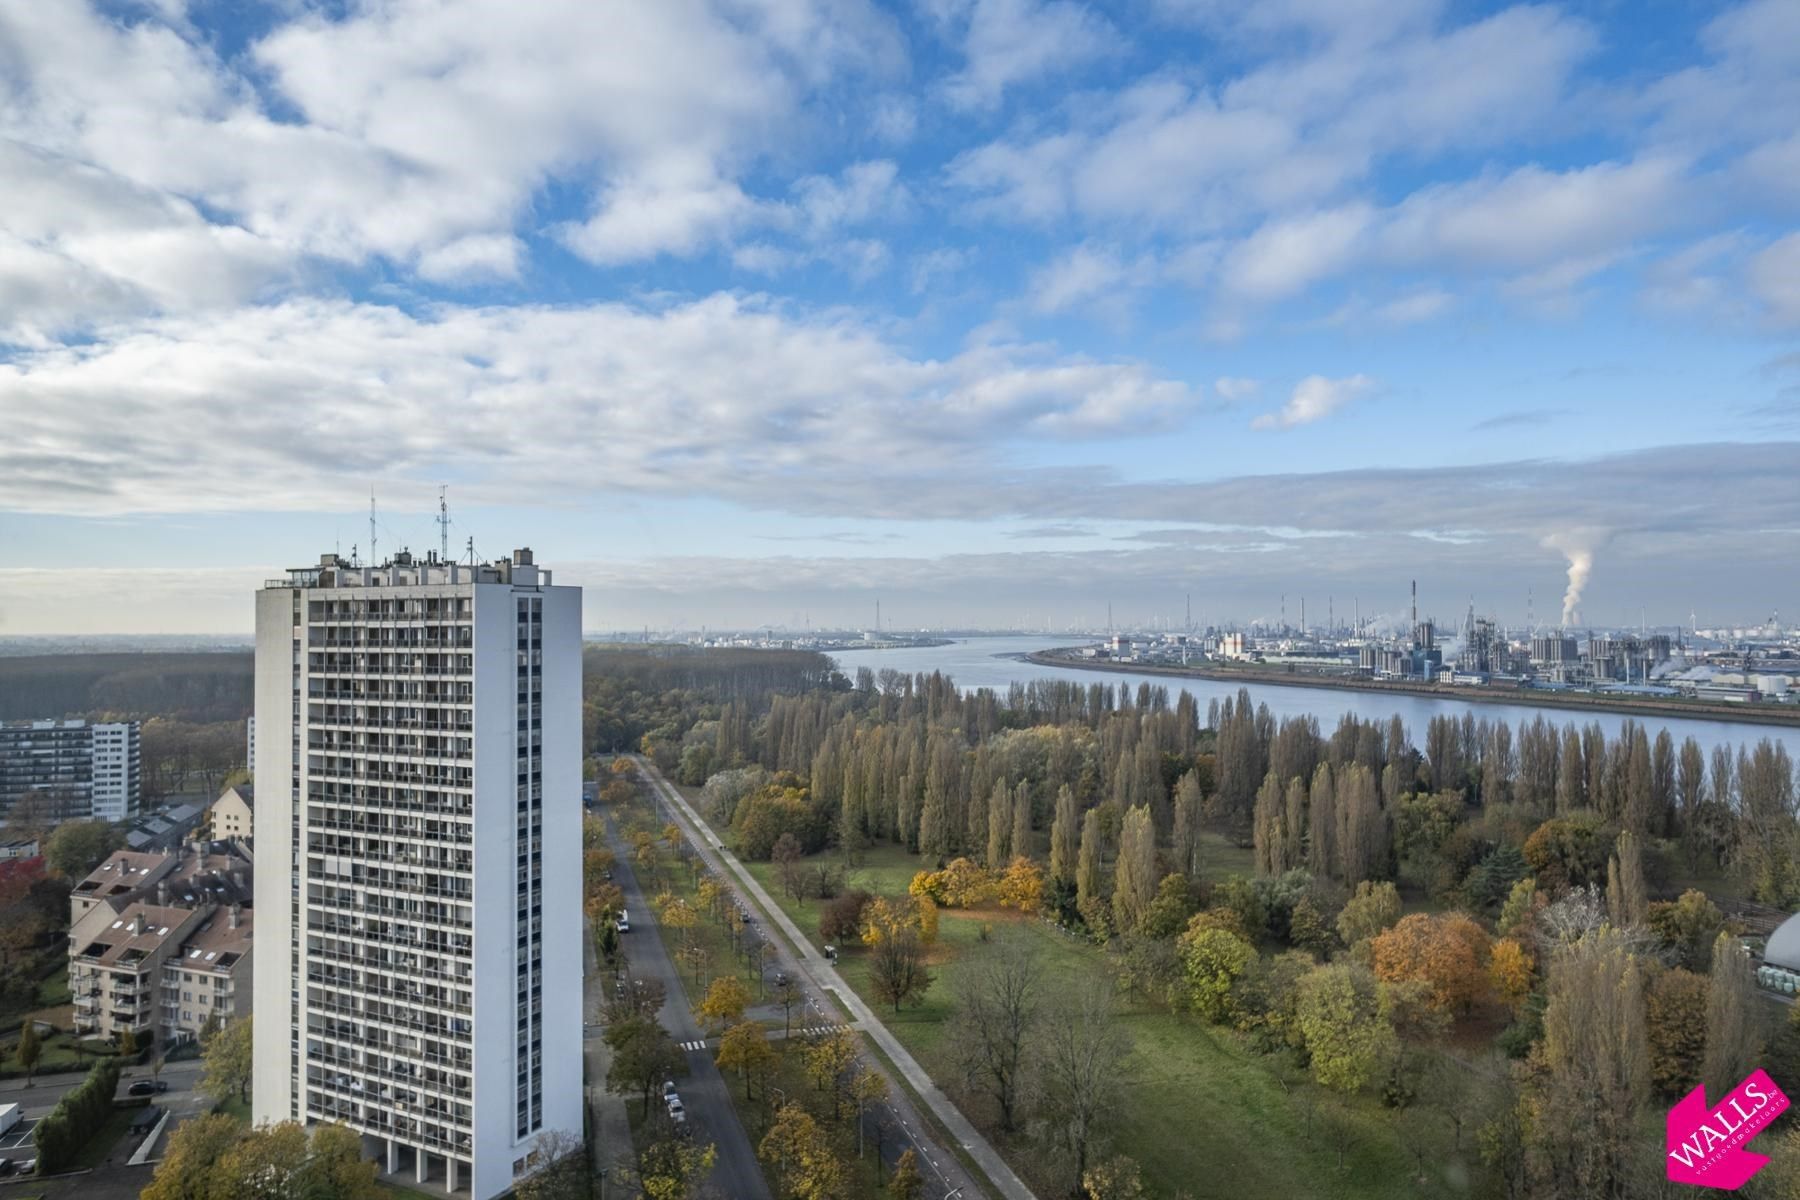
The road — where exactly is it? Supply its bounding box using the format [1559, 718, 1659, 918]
[630, 755, 1036, 1200]
[600, 809, 773, 1200]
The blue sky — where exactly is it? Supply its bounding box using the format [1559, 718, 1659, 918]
[1, 0, 1797, 634]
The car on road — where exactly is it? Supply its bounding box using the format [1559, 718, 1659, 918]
[665, 1095, 686, 1123]
[0, 1159, 16, 1177]
[616, 910, 630, 933]
[662, 1080, 678, 1099]
[15, 1157, 34, 1175]
[128, 1079, 169, 1095]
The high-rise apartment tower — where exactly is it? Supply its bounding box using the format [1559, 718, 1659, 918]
[252, 548, 581, 1200]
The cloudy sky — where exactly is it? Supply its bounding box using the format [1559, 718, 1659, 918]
[2, 0, 1797, 635]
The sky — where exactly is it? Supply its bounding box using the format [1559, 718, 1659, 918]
[1, 0, 1797, 636]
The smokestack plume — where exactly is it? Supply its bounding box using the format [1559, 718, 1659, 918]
[1542, 531, 1608, 628]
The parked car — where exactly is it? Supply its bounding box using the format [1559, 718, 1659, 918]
[128, 1079, 169, 1096]
[662, 1080, 678, 1099]
[15, 1158, 35, 1175]
[665, 1096, 686, 1123]
[616, 910, 630, 933]
[0, 1159, 16, 1178]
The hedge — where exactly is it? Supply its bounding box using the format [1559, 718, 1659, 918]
[33, 1057, 121, 1174]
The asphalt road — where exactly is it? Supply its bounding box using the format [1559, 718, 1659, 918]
[603, 814, 774, 1200]
[629, 756, 1002, 1200]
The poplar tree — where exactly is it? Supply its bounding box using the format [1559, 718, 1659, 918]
[1704, 932, 1764, 1100]
[1050, 785, 1080, 886]
[1112, 806, 1157, 935]
[1172, 772, 1203, 879]
[1307, 763, 1337, 881]
[987, 780, 1010, 868]
[1076, 808, 1108, 935]
[1012, 781, 1032, 865]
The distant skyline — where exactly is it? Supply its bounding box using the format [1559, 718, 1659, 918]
[3, 1, 1797, 634]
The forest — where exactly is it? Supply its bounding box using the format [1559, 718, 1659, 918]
[587, 652, 1800, 1199]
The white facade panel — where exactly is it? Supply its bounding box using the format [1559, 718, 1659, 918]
[252, 554, 580, 1200]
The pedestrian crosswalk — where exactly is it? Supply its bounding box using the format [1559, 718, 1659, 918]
[795, 1023, 852, 1039]
[680, 1022, 852, 1053]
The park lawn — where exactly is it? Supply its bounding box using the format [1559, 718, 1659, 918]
[215, 1096, 252, 1125]
[727, 832, 1466, 1200]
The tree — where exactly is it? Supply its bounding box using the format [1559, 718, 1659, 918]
[1051, 785, 1081, 886]
[869, 927, 932, 1012]
[1037, 978, 1131, 1189]
[850, 1064, 888, 1160]
[200, 1014, 253, 1104]
[1112, 805, 1157, 934]
[948, 934, 1041, 1132]
[889, 1148, 925, 1200]
[760, 1104, 849, 1200]
[45, 820, 123, 878]
[715, 1021, 776, 1100]
[1082, 1155, 1145, 1200]
[1605, 828, 1648, 927]
[804, 1027, 860, 1119]
[819, 889, 872, 943]
[1647, 889, 1725, 974]
[987, 779, 1011, 867]
[15, 1019, 40, 1085]
[1370, 912, 1493, 1013]
[1296, 963, 1395, 1092]
[1334, 880, 1401, 949]
[1646, 967, 1708, 1098]
[1076, 808, 1108, 936]
[996, 857, 1044, 913]
[605, 1016, 683, 1114]
[1488, 938, 1534, 1014]
[771, 972, 804, 1037]
[1704, 932, 1764, 1101]
[1526, 928, 1649, 1197]
[1175, 921, 1255, 1024]
[296, 1122, 384, 1200]
[773, 832, 805, 900]
[141, 1113, 245, 1200]
[696, 975, 751, 1035]
[1173, 771, 1204, 880]
[512, 1130, 590, 1200]
[118, 1027, 139, 1059]
[635, 1134, 717, 1200]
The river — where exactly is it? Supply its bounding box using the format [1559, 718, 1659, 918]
[828, 635, 1800, 761]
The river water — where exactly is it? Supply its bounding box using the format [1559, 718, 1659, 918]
[828, 635, 1800, 761]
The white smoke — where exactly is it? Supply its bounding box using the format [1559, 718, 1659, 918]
[1542, 531, 1609, 627]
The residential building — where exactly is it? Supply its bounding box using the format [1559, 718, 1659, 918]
[90, 722, 142, 822]
[0, 838, 40, 860]
[252, 549, 581, 1199]
[70, 849, 180, 923]
[161, 904, 253, 1044]
[70, 902, 209, 1041]
[0, 719, 141, 824]
[210, 785, 254, 842]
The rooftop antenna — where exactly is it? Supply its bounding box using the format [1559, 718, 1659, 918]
[437, 485, 450, 561]
[369, 490, 378, 567]
[464, 535, 476, 566]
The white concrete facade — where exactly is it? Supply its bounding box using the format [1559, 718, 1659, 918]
[252, 550, 581, 1200]
[89, 722, 142, 822]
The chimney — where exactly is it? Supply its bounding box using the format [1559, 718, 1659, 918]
[229, 903, 240, 930]
[156, 881, 169, 906]
[130, 913, 144, 935]
[232, 870, 245, 889]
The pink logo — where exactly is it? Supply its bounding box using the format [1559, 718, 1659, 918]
[1666, 1069, 1790, 1190]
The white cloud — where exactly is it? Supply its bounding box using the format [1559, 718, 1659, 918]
[0, 0, 898, 291]
[1222, 205, 1371, 301]
[0, 295, 1197, 517]
[1749, 234, 1800, 328]
[1213, 377, 1260, 402]
[1027, 243, 1151, 314]
[1252, 374, 1374, 430]
[937, 0, 1122, 111]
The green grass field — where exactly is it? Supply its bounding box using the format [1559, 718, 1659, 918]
[715, 821, 1470, 1200]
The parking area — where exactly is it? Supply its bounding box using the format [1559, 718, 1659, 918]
[0, 1118, 38, 1152]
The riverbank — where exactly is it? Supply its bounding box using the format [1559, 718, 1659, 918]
[1024, 651, 1800, 728]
